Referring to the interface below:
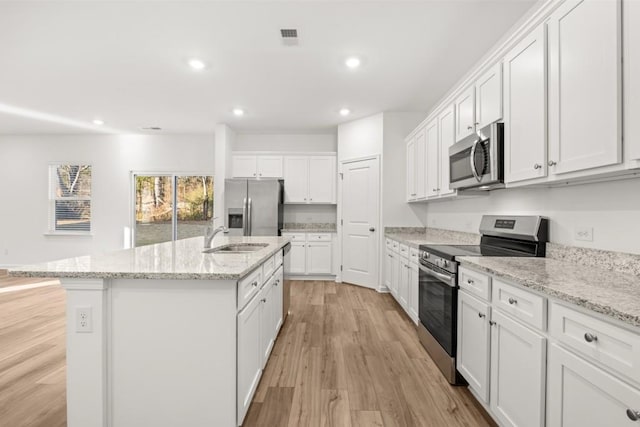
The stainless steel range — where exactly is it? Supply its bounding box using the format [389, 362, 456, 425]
[417, 215, 549, 384]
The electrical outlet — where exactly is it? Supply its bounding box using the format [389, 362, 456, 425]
[575, 227, 594, 242]
[75, 307, 93, 333]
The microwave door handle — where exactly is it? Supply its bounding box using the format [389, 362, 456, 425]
[469, 138, 482, 182]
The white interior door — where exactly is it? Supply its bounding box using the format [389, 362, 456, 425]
[341, 157, 380, 289]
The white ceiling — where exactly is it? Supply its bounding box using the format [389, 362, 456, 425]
[0, 0, 536, 135]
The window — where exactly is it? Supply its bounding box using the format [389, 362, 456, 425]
[133, 174, 213, 247]
[49, 165, 92, 233]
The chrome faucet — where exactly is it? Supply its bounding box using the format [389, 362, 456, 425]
[204, 225, 228, 248]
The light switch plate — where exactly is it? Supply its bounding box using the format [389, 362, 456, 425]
[574, 227, 593, 242]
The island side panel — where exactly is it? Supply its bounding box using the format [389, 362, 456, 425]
[62, 279, 109, 427]
[109, 279, 237, 427]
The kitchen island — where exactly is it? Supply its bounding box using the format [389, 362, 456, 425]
[10, 236, 291, 427]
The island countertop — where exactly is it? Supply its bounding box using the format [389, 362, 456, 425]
[9, 236, 291, 281]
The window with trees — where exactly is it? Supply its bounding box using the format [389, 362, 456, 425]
[49, 164, 92, 233]
[134, 174, 213, 247]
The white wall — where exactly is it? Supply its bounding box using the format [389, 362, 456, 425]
[0, 133, 214, 265]
[214, 124, 235, 228]
[283, 205, 336, 224]
[337, 113, 383, 163]
[234, 133, 336, 152]
[423, 177, 640, 254]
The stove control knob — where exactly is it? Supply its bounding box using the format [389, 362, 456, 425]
[422, 251, 430, 259]
[442, 260, 449, 268]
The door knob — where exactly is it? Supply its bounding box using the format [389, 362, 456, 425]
[369, 227, 376, 232]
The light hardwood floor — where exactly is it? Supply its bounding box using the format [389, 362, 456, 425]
[0, 278, 490, 427]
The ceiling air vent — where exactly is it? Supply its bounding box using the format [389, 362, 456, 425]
[141, 127, 162, 131]
[280, 28, 299, 46]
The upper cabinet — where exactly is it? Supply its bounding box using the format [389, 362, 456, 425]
[547, 0, 622, 175]
[503, 24, 548, 184]
[455, 86, 476, 142]
[475, 62, 503, 129]
[283, 155, 336, 204]
[625, 0, 640, 163]
[438, 105, 456, 197]
[406, 127, 427, 202]
[232, 155, 283, 178]
[406, 136, 416, 201]
[425, 119, 440, 198]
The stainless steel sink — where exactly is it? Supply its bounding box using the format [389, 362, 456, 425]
[203, 243, 269, 254]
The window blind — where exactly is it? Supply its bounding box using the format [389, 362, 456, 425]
[49, 165, 92, 232]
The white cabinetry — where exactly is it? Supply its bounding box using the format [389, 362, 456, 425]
[408, 252, 419, 324]
[425, 119, 440, 198]
[406, 128, 427, 202]
[437, 105, 456, 197]
[490, 310, 546, 427]
[232, 155, 283, 178]
[385, 239, 418, 324]
[455, 86, 476, 142]
[282, 232, 334, 277]
[625, 0, 640, 163]
[260, 276, 276, 366]
[406, 136, 416, 201]
[284, 156, 336, 204]
[475, 62, 503, 129]
[504, 24, 548, 184]
[398, 256, 410, 310]
[547, 0, 621, 175]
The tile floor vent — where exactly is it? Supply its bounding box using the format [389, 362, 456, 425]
[280, 29, 299, 46]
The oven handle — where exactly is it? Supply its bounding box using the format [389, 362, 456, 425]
[470, 138, 482, 182]
[419, 263, 457, 288]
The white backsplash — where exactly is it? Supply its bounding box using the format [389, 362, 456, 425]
[283, 204, 337, 225]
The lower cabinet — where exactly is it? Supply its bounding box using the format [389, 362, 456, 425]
[283, 232, 334, 276]
[490, 310, 546, 427]
[398, 257, 410, 309]
[408, 261, 419, 324]
[389, 249, 399, 297]
[385, 239, 419, 325]
[547, 343, 640, 427]
[260, 276, 276, 367]
[237, 288, 263, 424]
[306, 241, 332, 274]
[288, 241, 306, 274]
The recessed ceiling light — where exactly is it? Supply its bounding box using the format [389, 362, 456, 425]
[339, 108, 351, 116]
[188, 58, 206, 70]
[345, 57, 361, 69]
[233, 108, 245, 117]
[92, 119, 104, 125]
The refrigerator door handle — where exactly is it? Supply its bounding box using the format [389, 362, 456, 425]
[242, 197, 248, 236]
[248, 197, 252, 235]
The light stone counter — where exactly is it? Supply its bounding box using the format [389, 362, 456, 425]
[9, 236, 291, 281]
[458, 256, 640, 328]
[281, 222, 337, 233]
[385, 227, 480, 248]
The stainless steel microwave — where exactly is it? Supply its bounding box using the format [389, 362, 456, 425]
[449, 122, 504, 190]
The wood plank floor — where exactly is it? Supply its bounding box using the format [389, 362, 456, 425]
[0, 277, 490, 427]
[244, 281, 491, 427]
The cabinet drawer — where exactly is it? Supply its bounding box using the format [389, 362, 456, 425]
[386, 239, 394, 251]
[275, 249, 283, 268]
[492, 279, 546, 331]
[459, 267, 491, 302]
[238, 267, 263, 310]
[307, 233, 332, 242]
[409, 247, 419, 264]
[399, 244, 409, 258]
[550, 302, 640, 385]
[262, 255, 276, 279]
[391, 240, 399, 253]
[283, 233, 305, 241]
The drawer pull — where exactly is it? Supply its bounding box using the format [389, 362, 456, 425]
[584, 332, 598, 343]
[252, 281, 258, 287]
[275, 280, 279, 286]
[467, 279, 474, 284]
[508, 297, 518, 305]
[478, 312, 486, 319]
[489, 320, 496, 326]
[261, 298, 267, 303]
[627, 409, 640, 421]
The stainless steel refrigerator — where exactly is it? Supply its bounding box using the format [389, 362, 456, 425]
[224, 179, 284, 236]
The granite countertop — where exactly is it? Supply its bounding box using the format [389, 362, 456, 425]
[281, 222, 337, 233]
[9, 236, 290, 281]
[385, 228, 480, 248]
[458, 256, 640, 328]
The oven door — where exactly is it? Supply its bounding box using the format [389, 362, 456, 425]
[418, 263, 457, 357]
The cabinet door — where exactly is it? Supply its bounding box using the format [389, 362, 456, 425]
[625, 0, 640, 161]
[232, 155, 258, 178]
[457, 292, 491, 403]
[425, 119, 440, 198]
[547, 343, 640, 427]
[406, 138, 416, 201]
[385, 249, 393, 289]
[409, 263, 419, 324]
[237, 292, 263, 424]
[490, 310, 546, 427]
[308, 156, 336, 203]
[504, 24, 548, 184]
[438, 105, 456, 196]
[283, 156, 309, 203]
[273, 267, 284, 336]
[288, 241, 307, 274]
[257, 156, 283, 178]
[414, 129, 427, 199]
[306, 242, 332, 274]
[398, 259, 409, 310]
[548, 0, 621, 175]
[260, 278, 275, 367]
[389, 251, 399, 297]
[475, 62, 503, 128]
[455, 86, 476, 141]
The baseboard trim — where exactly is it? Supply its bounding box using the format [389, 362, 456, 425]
[286, 275, 336, 281]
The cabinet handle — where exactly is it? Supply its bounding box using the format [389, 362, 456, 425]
[508, 297, 517, 305]
[533, 163, 542, 170]
[304, 198, 307, 201]
[489, 320, 496, 326]
[261, 298, 267, 303]
[627, 409, 640, 421]
[259, 173, 262, 177]
[478, 312, 486, 319]
[275, 280, 279, 286]
[432, 188, 437, 192]
[548, 160, 557, 167]
[252, 281, 258, 287]
[584, 332, 598, 343]
[467, 279, 474, 284]
[467, 125, 473, 130]
[253, 173, 257, 176]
